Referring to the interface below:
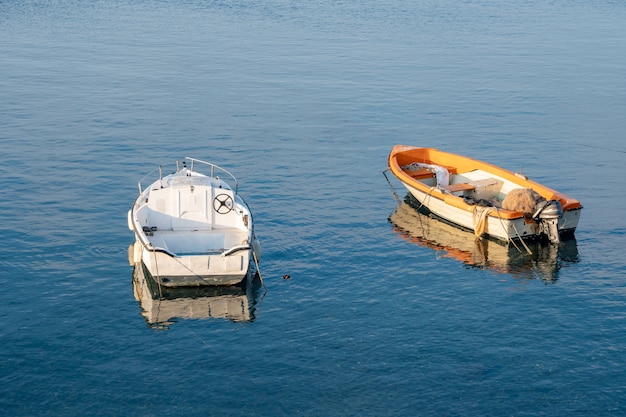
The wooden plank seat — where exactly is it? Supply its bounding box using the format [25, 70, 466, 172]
[442, 178, 501, 194]
[443, 182, 476, 193]
[402, 166, 458, 179]
[404, 167, 434, 179]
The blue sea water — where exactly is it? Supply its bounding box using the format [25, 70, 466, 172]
[1, 1, 626, 416]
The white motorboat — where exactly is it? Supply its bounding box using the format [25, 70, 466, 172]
[128, 157, 261, 287]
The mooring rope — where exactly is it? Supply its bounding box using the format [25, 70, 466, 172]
[382, 169, 401, 204]
[252, 248, 266, 295]
[150, 246, 163, 298]
[510, 221, 533, 255]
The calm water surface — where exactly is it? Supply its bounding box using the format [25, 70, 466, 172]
[1, 1, 626, 416]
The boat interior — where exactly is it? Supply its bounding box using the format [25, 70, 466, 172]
[145, 229, 249, 256]
[134, 184, 250, 256]
[403, 165, 523, 206]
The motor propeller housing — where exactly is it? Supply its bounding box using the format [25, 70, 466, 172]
[533, 200, 563, 243]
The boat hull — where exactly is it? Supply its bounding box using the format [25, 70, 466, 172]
[140, 245, 252, 287]
[403, 183, 581, 242]
[388, 145, 582, 243]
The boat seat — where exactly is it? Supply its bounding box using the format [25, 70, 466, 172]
[443, 178, 502, 196]
[403, 166, 458, 179]
[147, 228, 249, 256]
[442, 183, 476, 193]
[404, 167, 435, 179]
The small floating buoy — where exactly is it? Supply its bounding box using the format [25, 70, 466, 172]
[283, 274, 291, 280]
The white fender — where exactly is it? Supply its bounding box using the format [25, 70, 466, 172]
[127, 209, 134, 231]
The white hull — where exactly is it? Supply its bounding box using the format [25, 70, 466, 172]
[403, 183, 581, 242]
[138, 239, 254, 286]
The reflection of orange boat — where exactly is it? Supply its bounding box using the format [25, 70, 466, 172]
[389, 196, 580, 282]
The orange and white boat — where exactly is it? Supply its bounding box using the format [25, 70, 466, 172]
[386, 145, 582, 243]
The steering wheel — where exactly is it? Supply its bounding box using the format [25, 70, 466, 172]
[213, 193, 234, 214]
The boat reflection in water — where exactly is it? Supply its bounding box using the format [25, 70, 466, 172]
[131, 254, 264, 329]
[389, 196, 580, 283]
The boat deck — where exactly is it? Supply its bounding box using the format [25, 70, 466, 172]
[148, 228, 249, 256]
[411, 169, 508, 202]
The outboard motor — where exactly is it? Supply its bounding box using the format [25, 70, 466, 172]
[533, 200, 563, 244]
